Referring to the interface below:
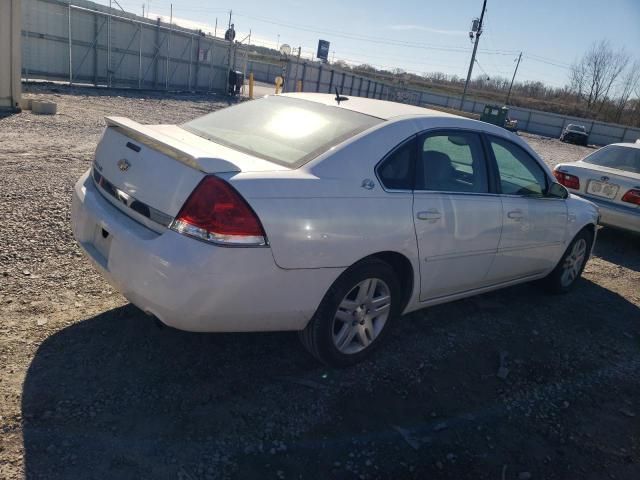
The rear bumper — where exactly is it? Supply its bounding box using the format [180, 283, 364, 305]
[580, 193, 640, 234]
[71, 169, 342, 332]
[562, 134, 588, 144]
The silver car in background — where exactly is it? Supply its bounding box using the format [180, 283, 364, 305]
[554, 142, 640, 233]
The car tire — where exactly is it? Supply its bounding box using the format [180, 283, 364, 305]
[542, 228, 593, 294]
[299, 258, 402, 367]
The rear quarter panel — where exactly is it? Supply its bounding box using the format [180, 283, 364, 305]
[225, 119, 421, 271]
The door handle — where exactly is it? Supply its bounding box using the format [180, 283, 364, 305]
[416, 209, 442, 222]
[507, 209, 524, 221]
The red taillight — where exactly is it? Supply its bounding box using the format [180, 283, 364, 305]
[554, 170, 580, 190]
[170, 176, 267, 246]
[621, 189, 640, 206]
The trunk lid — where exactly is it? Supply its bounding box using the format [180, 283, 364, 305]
[93, 116, 287, 227]
[558, 161, 640, 207]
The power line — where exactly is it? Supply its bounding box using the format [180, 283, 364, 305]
[231, 10, 520, 55]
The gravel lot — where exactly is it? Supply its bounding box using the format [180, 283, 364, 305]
[1, 85, 639, 480]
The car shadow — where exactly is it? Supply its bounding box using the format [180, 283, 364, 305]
[22, 278, 640, 479]
[593, 226, 640, 272]
[0, 109, 20, 120]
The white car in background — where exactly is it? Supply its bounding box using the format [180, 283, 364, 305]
[72, 93, 599, 366]
[554, 142, 640, 234]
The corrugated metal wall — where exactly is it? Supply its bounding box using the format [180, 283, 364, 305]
[0, 0, 22, 110]
[22, 0, 233, 92]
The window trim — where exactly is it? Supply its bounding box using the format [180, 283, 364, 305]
[484, 134, 555, 199]
[413, 128, 493, 195]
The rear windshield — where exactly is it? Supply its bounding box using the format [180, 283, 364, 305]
[568, 125, 586, 132]
[182, 96, 382, 167]
[583, 145, 640, 174]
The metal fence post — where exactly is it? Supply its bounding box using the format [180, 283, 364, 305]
[153, 18, 159, 88]
[68, 2, 72, 85]
[340, 72, 345, 93]
[209, 39, 215, 91]
[300, 62, 306, 91]
[328, 70, 334, 93]
[165, 14, 171, 89]
[107, 5, 111, 86]
[188, 36, 193, 90]
[138, 24, 142, 89]
[93, 12, 98, 85]
[316, 65, 322, 92]
[194, 36, 200, 90]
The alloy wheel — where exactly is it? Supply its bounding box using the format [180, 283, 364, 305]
[331, 278, 391, 354]
[561, 238, 587, 287]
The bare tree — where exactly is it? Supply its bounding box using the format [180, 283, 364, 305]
[573, 40, 630, 110]
[613, 60, 640, 122]
[569, 59, 588, 101]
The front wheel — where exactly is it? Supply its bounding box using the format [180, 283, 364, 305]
[542, 228, 593, 293]
[299, 258, 401, 367]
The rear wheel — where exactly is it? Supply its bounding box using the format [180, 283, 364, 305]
[543, 228, 593, 293]
[299, 258, 401, 367]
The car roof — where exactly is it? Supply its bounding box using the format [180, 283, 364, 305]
[279, 92, 461, 120]
[606, 142, 640, 150]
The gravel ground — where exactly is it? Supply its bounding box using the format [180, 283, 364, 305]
[1, 85, 639, 480]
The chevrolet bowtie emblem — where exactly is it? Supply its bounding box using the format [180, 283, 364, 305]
[117, 159, 131, 171]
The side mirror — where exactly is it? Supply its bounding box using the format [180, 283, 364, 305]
[547, 182, 569, 199]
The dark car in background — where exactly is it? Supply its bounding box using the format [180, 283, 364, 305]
[560, 124, 589, 146]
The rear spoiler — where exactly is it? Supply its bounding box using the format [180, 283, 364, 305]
[105, 116, 205, 171]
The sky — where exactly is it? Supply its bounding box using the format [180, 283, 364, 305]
[94, 0, 640, 89]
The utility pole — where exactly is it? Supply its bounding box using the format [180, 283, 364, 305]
[228, 10, 232, 30]
[276, 34, 280, 51]
[505, 51, 522, 105]
[460, 0, 487, 110]
[142, 3, 144, 17]
[214, 18, 217, 38]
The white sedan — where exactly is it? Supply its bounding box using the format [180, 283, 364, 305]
[554, 142, 640, 234]
[72, 93, 599, 366]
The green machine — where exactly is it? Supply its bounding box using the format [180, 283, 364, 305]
[480, 104, 518, 132]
